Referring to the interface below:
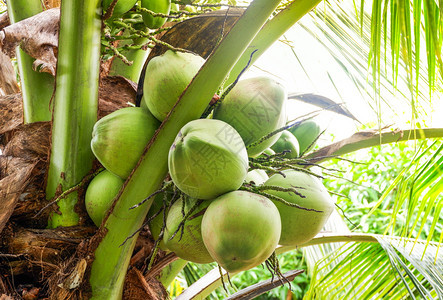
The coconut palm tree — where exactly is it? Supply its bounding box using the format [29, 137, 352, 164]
[0, 0, 441, 299]
[175, 0, 443, 298]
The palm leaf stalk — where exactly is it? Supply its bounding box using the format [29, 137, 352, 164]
[306, 127, 443, 164]
[224, 0, 323, 87]
[6, 0, 54, 123]
[45, 0, 102, 228]
[88, 0, 284, 298]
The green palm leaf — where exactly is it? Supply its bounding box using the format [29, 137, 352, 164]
[378, 237, 443, 297]
[295, 0, 443, 122]
[305, 239, 441, 299]
[304, 212, 442, 299]
[364, 141, 443, 245]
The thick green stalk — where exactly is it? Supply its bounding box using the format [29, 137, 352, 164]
[306, 128, 443, 164]
[109, 38, 150, 82]
[46, 0, 101, 228]
[6, 0, 54, 123]
[158, 259, 188, 287]
[225, 0, 322, 87]
[89, 0, 283, 298]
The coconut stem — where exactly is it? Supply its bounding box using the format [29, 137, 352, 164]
[239, 186, 323, 213]
[248, 161, 285, 177]
[256, 185, 306, 199]
[111, 20, 190, 53]
[202, 49, 259, 118]
[130, 180, 174, 209]
[264, 252, 291, 289]
[219, 265, 229, 293]
[169, 199, 204, 241]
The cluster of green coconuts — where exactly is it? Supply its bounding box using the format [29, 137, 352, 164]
[86, 49, 335, 274]
[103, 0, 174, 29]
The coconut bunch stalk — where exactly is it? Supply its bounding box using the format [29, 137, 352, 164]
[45, 0, 102, 228]
[88, 0, 285, 298]
[6, 0, 54, 123]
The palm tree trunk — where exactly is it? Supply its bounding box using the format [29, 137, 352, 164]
[6, 0, 55, 123]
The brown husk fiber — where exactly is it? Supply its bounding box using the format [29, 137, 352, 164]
[0, 75, 171, 299]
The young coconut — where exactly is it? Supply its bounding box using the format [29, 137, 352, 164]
[201, 191, 281, 273]
[288, 119, 322, 155]
[270, 130, 300, 158]
[142, 50, 205, 121]
[140, 0, 171, 29]
[244, 169, 269, 185]
[260, 148, 275, 156]
[91, 107, 160, 179]
[213, 76, 287, 157]
[264, 170, 335, 246]
[85, 170, 124, 227]
[163, 197, 213, 264]
[168, 119, 248, 200]
[102, 0, 137, 17]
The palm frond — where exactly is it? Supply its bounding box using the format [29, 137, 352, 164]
[293, 0, 443, 124]
[378, 237, 443, 297]
[304, 233, 442, 299]
[364, 140, 443, 245]
[302, 194, 443, 299]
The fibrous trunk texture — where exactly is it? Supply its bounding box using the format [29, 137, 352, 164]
[0, 76, 171, 299]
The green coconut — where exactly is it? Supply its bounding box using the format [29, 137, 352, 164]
[264, 170, 334, 246]
[146, 190, 173, 251]
[140, 0, 171, 29]
[85, 170, 124, 227]
[91, 107, 159, 179]
[163, 197, 213, 264]
[261, 148, 275, 156]
[213, 76, 287, 157]
[142, 50, 205, 121]
[244, 169, 269, 185]
[168, 119, 248, 199]
[201, 191, 281, 273]
[288, 119, 322, 155]
[102, 0, 137, 17]
[270, 130, 300, 158]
